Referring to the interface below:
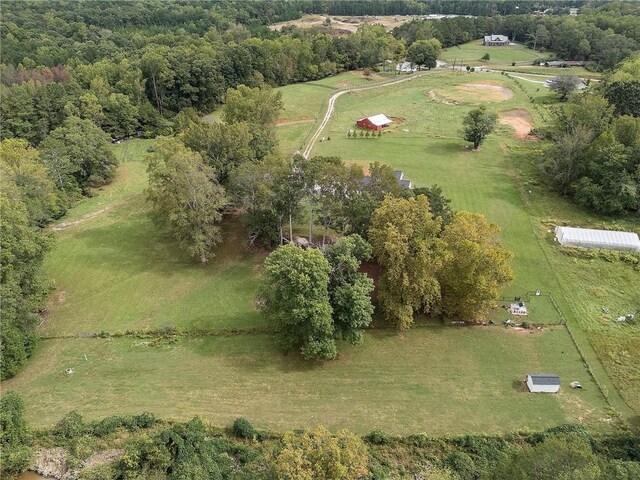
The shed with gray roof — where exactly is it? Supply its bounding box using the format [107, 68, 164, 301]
[526, 374, 560, 393]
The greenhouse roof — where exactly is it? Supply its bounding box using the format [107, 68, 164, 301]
[555, 226, 640, 252]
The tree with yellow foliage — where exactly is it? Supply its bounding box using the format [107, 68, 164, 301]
[438, 212, 514, 323]
[273, 426, 368, 480]
[368, 195, 446, 330]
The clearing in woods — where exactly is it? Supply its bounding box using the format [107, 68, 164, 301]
[4, 70, 637, 434]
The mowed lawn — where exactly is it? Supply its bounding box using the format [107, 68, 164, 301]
[4, 327, 611, 435]
[42, 141, 265, 337]
[309, 70, 638, 416]
[441, 39, 547, 66]
[5, 70, 634, 435]
[277, 70, 397, 153]
[312, 71, 552, 297]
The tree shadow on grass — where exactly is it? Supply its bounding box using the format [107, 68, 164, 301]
[512, 379, 527, 392]
[67, 207, 256, 278]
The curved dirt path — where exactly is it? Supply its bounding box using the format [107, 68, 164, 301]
[302, 72, 429, 158]
[52, 206, 112, 231]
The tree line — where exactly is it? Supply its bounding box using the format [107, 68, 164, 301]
[392, 2, 640, 69]
[2, 1, 639, 149]
[540, 55, 640, 215]
[2, 391, 640, 479]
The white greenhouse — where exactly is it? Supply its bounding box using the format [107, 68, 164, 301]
[555, 226, 640, 252]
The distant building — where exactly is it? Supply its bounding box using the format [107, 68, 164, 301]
[356, 113, 393, 131]
[362, 169, 413, 190]
[526, 374, 560, 393]
[396, 61, 416, 73]
[483, 35, 509, 46]
[394, 170, 413, 189]
[569, 7, 579, 16]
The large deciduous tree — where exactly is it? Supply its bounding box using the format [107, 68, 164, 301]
[324, 235, 374, 345]
[0, 392, 33, 477]
[603, 54, 640, 118]
[259, 244, 336, 360]
[461, 106, 497, 150]
[181, 120, 255, 185]
[406, 38, 442, 70]
[0, 139, 60, 225]
[39, 116, 117, 199]
[548, 75, 583, 101]
[223, 84, 283, 160]
[492, 435, 603, 480]
[146, 138, 227, 264]
[369, 195, 445, 330]
[412, 184, 454, 227]
[438, 212, 514, 323]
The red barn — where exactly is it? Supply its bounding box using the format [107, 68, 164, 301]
[356, 114, 392, 131]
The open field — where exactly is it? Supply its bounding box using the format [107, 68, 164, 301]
[41, 142, 265, 337]
[307, 70, 639, 416]
[4, 327, 612, 435]
[269, 14, 420, 33]
[4, 70, 637, 435]
[441, 39, 548, 66]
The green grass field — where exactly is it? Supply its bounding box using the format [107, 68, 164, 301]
[41, 142, 265, 337]
[307, 70, 639, 416]
[4, 327, 611, 435]
[4, 69, 638, 435]
[441, 39, 547, 66]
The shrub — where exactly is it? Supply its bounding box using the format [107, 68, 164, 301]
[366, 430, 390, 445]
[444, 452, 477, 478]
[407, 433, 430, 448]
[90, 416, 123, 437]
[481, 53, 490, 61]
[126, 412, 156, 430]
[232, 417, 255, 439]
[54, 411, 85, 438]
[0, 392, 33, 478]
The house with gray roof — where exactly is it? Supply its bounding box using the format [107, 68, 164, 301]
[483, 35, 510, 46]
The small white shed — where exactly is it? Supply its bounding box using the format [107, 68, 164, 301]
[526, 374, 560, 393]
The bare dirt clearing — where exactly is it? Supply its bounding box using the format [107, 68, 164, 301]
[429, 82, 513, 104]
[269, 14, 415, 33]
[455, 82, 514, 102]
[276, 116, 314, 127]
[499, 109, 535, 140]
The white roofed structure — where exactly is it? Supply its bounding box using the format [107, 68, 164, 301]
[555, 226, 640, 252]
[365, 114, 392, 127]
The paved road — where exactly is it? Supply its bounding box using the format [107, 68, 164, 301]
[302, 72, 429, 158]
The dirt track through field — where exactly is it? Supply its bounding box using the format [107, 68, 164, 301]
[52, 207, 111, 231]
[302, 72, 428, 158]
[499, 109, 535, 140]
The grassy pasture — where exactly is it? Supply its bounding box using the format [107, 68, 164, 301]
[4, 327, 611, 435]
[5, 69, 637, 435]
[441, 39, 547, 66]
[307, 70, 638, 416]
[42, 142, 265, 337]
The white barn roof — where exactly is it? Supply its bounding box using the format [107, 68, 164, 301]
[555, 226, 640, 252]
[363, 114, 392, 126]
